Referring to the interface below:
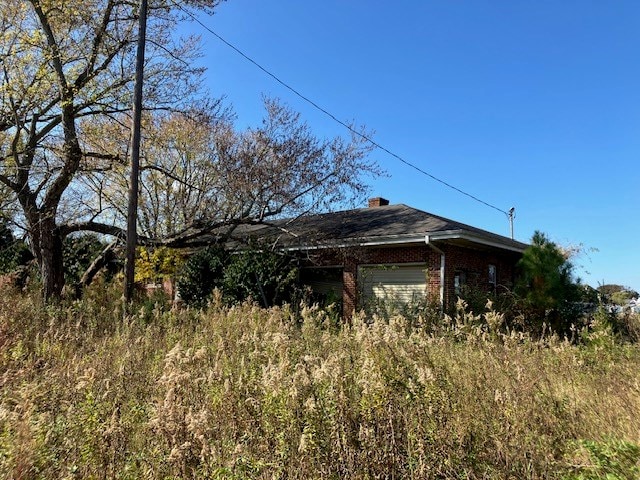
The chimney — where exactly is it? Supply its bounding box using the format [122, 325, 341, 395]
[368, 197, 389, 208]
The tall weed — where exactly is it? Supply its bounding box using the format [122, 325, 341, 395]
[0, 287, 638, 478]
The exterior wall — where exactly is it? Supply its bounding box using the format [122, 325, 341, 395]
[441, 244, 519, 308]
[300, 243, 521, 318]
[304, 245, 438, 317]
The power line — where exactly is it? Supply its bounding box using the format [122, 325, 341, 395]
[176, 4, 510, 217]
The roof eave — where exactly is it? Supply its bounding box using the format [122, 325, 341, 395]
[282, 230, 527, 253]
[281, 233, 426, 251]
[427, 229, 528, 253]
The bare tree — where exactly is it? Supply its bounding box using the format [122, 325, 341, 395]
[90, 98, 380, 247]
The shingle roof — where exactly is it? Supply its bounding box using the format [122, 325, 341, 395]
[228, 203, 528, 252]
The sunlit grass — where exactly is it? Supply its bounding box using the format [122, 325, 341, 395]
[0, 285, 638, 479]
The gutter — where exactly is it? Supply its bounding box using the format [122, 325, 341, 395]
[425, 235, 445, 310]
[426, 230, 527, 253]
[280, 230, 527, 253]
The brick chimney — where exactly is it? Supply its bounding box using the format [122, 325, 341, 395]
[368, 197, 390, 208]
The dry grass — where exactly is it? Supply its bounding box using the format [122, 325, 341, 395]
[0, 286, 639, 479]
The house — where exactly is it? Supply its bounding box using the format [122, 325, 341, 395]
[230, 197, 528, 317]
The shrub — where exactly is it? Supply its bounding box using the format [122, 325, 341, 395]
[62, 234, 106, 284]
[176, 246, 227, 307]
[0, 222, 32, 274]
[222, 249, 298, 307]
[135, 246, 185, 283]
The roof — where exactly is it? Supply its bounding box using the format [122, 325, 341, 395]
[227, 203, 528, 253]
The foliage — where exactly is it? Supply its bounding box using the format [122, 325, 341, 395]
[578, 284, 600, 305]
[1, 0, 379, 301]
[0, 221, 32, 274]
[93, 99, 380, 242]
[176, 247, 228, 308]
[598, 284, 639, 300]
[0, 289, 639, 478]
[0, 0, 225, 300]
[176, 247, 299, 308]
[564, 439, 640, 480]
[516, 231, 582, 332]
[611, 290, 638, 306]
[62, 234, 106, 284]
[135, 247, 185, 283]
[615, 312, 640, 344]
[222, 249, 299, 307]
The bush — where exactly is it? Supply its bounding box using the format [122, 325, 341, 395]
[0, 222, 33, 274]
[135, 246, 185, 283]
[222, 249, 298, 307]
[62, 234, 107, 284]
[177, 246, 299, 308]
[176, 246, 228, 307]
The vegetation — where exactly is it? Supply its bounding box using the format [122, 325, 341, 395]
[0, 286, 638, 479]
[62, 235, 109, 285]
[0, 1, 379, 301]
[0, 219, 32, 274]
[177, 247, 228, 308]
[515, 231, 584, 333]
[177, 246, 299, 308]
[598, 284, 639, 306]
[0, 0, 227, 299]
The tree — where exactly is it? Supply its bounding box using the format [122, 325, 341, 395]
[0, 0, 222, 300]
[1, 1, 380, 302]
[177, 246, 227, 308]
[89, 98, 379, 243]
[515, 231, 581, 329]
[597, 284, 639, 305]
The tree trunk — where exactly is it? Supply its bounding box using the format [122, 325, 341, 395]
[74, 241, 118, 298]
[29, 216, 65, 301]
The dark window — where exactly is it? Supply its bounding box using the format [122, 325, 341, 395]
[488, 264, 496, 289]
[454, 271, 466, 296]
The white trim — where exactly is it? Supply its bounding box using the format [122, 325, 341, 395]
[426, 230, 526, 253]
[282, 230, 526, 253]
[358, 261, 427, 268]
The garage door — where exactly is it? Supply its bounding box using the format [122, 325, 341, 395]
[359, 264, 428, 307]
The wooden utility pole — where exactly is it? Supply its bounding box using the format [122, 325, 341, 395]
[124, 0, 148, 304]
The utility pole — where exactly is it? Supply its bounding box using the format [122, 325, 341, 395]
[508, 207, 515, 240]
[124, 0, 148, 304]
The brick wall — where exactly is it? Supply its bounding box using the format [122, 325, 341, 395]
[302, 242, 521, 318]
[440, 244, 520, 307]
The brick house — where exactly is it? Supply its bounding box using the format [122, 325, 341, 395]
[232, 198, 528, 317]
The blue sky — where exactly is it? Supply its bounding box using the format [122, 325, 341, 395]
[183, 0, 640, 291]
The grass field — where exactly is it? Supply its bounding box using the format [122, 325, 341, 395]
[1, 284, 639, 479]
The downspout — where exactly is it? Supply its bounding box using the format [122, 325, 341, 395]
[425, 235, 445, 311]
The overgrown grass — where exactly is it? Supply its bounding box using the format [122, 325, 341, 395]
[0, 284, 639, 479]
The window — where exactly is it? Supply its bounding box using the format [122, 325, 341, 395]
[454, 271, 466, 296]
[488, 264, 496, 288]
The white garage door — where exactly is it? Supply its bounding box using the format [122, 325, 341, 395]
[359, 264, 428, 306]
